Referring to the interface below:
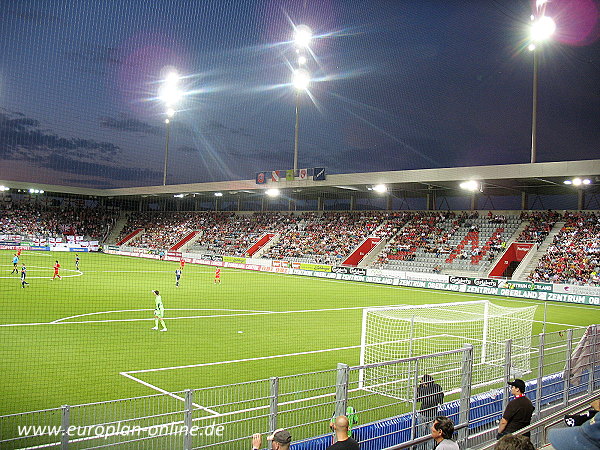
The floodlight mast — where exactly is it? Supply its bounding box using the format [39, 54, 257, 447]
[161, 71, 180, 185]
[292, 26, 312, 174]
[529, 8, 555, 164]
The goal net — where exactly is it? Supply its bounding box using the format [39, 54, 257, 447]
[358, 300, 537, 399]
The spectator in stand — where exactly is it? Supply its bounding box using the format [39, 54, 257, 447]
[495, 435, 534, 450]
[417, 374, 444, 422]
[327, 415, 360, 449]
[430, 416, 459, 450]
[251, 428, 291, 450]
[497, 379, 534, 439]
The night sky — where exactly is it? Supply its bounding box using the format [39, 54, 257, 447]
[0, 0, 599, 188]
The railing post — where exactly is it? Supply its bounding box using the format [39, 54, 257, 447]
[335, 363, 349, 418]
[563, 329, 574, 406]
[535, 333, 545, 422]
[183, 389, 193, 450]
[502, 339, 513, 413]
[61, 405, 70, 450]
[588, 325, 598, 395]
[458, 344, 473, 447]
[269, 377, 279, 435]
[410, 358, 420, 441]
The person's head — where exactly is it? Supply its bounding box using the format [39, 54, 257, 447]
[430, 416, 455, 442]
[421, 374, 434, 384]
[55, 260, 59, 263]
[332, 415, 350, 434]
[549, 414, 600, 449]
[507, 379, 526, 395]
[267, 428, 291, 450]
[152, 290, 159, 296]
[495, 434, 535, 450]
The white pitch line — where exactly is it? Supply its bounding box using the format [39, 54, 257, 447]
[50, 308, 272, 323]
[0, 306, 582, 328]
[124, 343, 365, 374]
[119, 372, 219, 415]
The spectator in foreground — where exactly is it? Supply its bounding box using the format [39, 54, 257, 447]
[430, 416, 458, 449]
[497, 379, 534, 439]
[251, 428, 291, 450]
[549, 413, 600, 449]
[495, 434, 535, 450]
[327, 415, 359, 449]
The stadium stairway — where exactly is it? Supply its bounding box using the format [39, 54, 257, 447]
[115, 227, 144, 246]
[170, 230, 201, 251]
[512, 222, 565, 281]
[245, 233, 276, 257]
[342, 237, 381, 266]
[105, 214, 129, 244]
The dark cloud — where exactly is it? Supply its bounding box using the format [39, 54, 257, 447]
[43, 153, 161, 182]
[178, 145, 197, 153]
[4, 6, 61, 25]
[204, 120, 254, 138]
[0, 109, 120, 160]
[99, 113, 162, 136]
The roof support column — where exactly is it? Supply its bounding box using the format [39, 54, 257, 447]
[386, 194, 392, 210]
[350, 195, 355, 211]
[317, 196, 324, 211]
[578, 189, 585, 210]
[521, 192, 529, 210]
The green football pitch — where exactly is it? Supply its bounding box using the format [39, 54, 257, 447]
[1, 249, 599, 416]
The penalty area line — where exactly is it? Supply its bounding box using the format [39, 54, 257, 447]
[119, 372, 219, 416]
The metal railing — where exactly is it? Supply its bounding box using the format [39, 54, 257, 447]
[1, 326, 597, 449]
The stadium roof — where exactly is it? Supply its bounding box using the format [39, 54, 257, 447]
[2, 159, 600, 202]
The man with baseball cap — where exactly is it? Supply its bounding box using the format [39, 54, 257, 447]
[497, 379, 534, 439]
[549, 410, 600, 449]
[251, 428, 291, 450]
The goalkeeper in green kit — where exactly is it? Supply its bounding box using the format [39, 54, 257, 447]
[151, 290, 167, 331]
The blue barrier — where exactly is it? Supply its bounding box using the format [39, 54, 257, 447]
[291, 367, 598, 450]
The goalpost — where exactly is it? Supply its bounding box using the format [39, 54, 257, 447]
[358, 300, 537, 399]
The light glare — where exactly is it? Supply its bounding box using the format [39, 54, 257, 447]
[293, 69, 311, 91]
[531, 16, 556, 42]
[373, 184, 387, 193]
[265, 189, 280, 197]
[294, 25, 312, 48]
[214, 192, 223, 197]
[460, 180, 480, 191]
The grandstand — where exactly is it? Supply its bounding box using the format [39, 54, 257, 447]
[1, 160, 600, 449]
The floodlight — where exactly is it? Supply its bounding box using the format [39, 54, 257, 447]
[298, 55, 307, 66]
[165, 71, 179, 85]
[531, 16, 556, 42]
[373, 184, 387, 193]
[173, 194, 185, 198]
[214, 192, 223, 197]
[294, 25, 312, 48]
[0, 186, 8, 191]
[167, 108, 175, 118]
[563, 180, 572, 185]
[265, 189, 280, 197]
[583, 179, 591, 185]
[573, 178, 582, 186]
[165, 119, 170, 124]
[459, 180, 480, 192]
[292, 69, 311, 91]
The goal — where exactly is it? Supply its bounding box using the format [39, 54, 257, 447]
[358, 300, 537, 399]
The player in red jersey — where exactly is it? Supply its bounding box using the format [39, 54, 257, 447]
[52, 260, 62, 280]
[214, 267, 221, 284]
[180, 258, 185, 270]
[17, 248, 22, 257]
